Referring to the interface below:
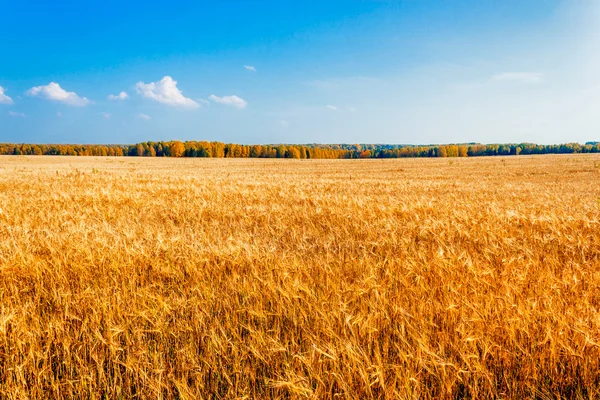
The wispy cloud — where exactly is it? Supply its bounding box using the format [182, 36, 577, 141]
[491, 72, 544, 84]
[26, 82, 90, 106]
[326, 105, 338, 111]
[138, 113, 151, 120]
[136, 76, 199, 108]
[280, 120, 289, 128]
[209, 94, 248, 109]
[107, 91, 128, 100]
[8, 111, 26, 117]
[0, 86, 14, 104]
[244, 65, 256, 72]
[100, 112, 111, 119]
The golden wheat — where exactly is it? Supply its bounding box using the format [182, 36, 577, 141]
[0, 155, 599, 399]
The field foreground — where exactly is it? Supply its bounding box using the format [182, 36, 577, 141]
[1, 155, 600, 399]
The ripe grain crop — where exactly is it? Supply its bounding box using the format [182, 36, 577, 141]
[1, 155, 599, 399]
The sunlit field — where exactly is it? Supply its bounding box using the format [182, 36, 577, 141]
[1, 155, 599, 399]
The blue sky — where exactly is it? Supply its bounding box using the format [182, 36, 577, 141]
[0, 0, 599, 144]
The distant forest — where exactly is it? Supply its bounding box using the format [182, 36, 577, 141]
[1, 141, 599, 159]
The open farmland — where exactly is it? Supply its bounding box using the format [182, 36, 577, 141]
[1, 155, 600, 399]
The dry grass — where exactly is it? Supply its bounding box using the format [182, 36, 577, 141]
[1, 155, 599, 399]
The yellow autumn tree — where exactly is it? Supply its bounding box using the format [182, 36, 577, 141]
[169, 141, 185, 157]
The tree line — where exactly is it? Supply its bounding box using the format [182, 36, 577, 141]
[1, 141, 599, 159]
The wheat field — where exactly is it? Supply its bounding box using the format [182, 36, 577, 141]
[0, 155, 599, 399]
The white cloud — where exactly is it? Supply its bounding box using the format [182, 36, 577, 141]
[100, 112, 111, 119]
[56, 112, 62, 117]
[0, 86, 14, 104]
[8, 111, 26, 117]
[209, 94, 248, 109]
[280, 120, 289, 128]
[136, 76, 199, 108]
[244, 65, 256, 72]
[138, 113, 151, 120]
[26, 82, 90, 106]
[348, 107, 357, 112]
[326, 105, 338, 111]
[491, 72, 544, 84]
[107, 91, 128, 100]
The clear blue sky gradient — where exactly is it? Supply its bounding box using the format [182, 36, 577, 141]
[0, 0, 598, 144]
